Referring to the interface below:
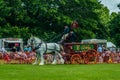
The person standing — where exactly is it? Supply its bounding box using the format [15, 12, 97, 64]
[1, 47, 10, 63]
[12, 46, 17, 52]
[97, 45, 103, 53]
[1, 47, 7, 53]
[15, 43, 21, 52]
[0, 47, 7, 59]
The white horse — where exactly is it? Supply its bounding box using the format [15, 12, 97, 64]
[27, 36, 64, 65]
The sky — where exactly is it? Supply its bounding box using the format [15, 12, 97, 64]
[100, 0, 120, 13]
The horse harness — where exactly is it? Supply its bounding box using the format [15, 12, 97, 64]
[31, 38, 58, 53]
[30, 38, 42, 50]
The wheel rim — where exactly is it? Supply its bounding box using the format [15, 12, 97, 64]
[71, 54, 82, 64]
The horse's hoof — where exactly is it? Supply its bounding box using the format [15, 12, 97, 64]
[61, 59, 65, 64]
[39, 63, 44, 65]
[52, 62, 56, 65]
[32, 63, 37, 65]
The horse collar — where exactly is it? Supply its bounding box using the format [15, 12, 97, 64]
[34, 42, 42, 50]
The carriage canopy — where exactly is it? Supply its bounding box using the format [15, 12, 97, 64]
[81, 39, 107, 44]
[81, 39, 107, 47]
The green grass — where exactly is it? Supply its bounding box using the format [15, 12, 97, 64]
[0, 64, 120, 80]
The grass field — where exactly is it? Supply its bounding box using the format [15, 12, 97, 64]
[0, 64, 120, 80]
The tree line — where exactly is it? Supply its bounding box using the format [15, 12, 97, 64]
[0, 0, 120, 47]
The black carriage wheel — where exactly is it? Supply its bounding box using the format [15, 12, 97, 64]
[70, 54, 82, 64]
[85, 49, 98, 64]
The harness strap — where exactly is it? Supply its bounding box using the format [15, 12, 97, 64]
[44, 42, 47, 54]
[34, 42, 59, 53]
[44, 43, 60, 53]
[34, 43, 42, 50]
[44, 43, 57, 53]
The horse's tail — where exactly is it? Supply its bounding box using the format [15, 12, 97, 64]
[59, 44, 64, 52]
[59, 44, 66, 57]
[56, 43, 65, 55]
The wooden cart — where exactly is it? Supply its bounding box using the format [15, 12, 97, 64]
[63, 43, 99, 64]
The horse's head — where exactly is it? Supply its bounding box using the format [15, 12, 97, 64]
[27, 36, 42, 49]
[27, 36, 34, 47]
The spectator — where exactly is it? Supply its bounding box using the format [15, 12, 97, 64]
[71, 20, 79, 29]
[12, 46, 17, 52]
[97, 45, 103, 53]
[102, 45, 106, 52]
[1, 46, 7, 53]
[27, 46, 32, 52]
[24, 45, 28, 52]
[0, 46, 7, 59]
[15, 43, 20, 52]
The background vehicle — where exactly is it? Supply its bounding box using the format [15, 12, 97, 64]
[0, 38, 23, 51]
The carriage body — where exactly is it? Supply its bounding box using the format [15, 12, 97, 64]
[63, 42, 98, 64]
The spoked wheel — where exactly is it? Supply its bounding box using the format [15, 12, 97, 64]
[70, 54, 82, 64]
[63, 54, 71, 64]
[56, 54, 63, 64]
[0, 52, 3, 59]
[44, 54, 53, 64]
[84, 49, 97, 64]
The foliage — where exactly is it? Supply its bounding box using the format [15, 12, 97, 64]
[0, 0, 118, 45]
[109, 13, 120, 47]
[0, 24, 30, 42]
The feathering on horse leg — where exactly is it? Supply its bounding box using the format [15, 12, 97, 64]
[32, 53, 39, 65]
[57, 52, 64, 64]
[52, 52, 57, 64]
[39, 53, 44, 65]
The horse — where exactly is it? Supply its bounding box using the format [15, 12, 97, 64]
[27, 36, 64, 65]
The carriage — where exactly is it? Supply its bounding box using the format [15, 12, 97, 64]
[62, 43, 98, 64]
[62, 39, 107, 64]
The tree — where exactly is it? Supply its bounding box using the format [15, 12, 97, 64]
[109, 13, 120, 47]
[0, 0, 110, 43]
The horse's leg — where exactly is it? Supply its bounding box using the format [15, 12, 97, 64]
[33, 53, 39, 65]
[58, 52, 64, 64]
[52, 52, 57, 64]
[39, 52, 44, 65]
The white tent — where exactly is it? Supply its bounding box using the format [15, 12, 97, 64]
[107, 42, 116, 48]
[81, 39, 107, 43]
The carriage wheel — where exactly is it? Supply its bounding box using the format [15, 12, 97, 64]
[70, 54, 82, 64]
[0, 52, 3, 59]
[63, 54, 71, 64]
[84, 49, 98, 64]
[56, 54, 63, 64]
[44, 54, 53, 64]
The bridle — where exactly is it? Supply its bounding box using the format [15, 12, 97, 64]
[29, 37, 43, 50]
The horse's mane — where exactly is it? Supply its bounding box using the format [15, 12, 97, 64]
[33, 37, 40, 40]
[33, 36, 44, 43]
